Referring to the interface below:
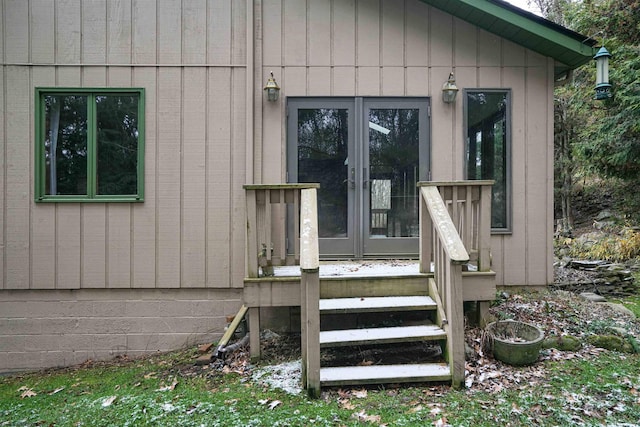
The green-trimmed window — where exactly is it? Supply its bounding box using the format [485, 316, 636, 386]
[35, 88, 144, 202]
[465, 89, 511, 232]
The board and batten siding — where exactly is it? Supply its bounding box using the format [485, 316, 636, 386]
[259, 0, 554, 287]
[0, 0, 248, 290]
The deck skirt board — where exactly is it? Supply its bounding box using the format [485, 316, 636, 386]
[319, 296, 436, 313]
[320, 363, 451, 385]
[320, 325, 446, 347]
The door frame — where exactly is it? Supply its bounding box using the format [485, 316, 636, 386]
[287, 97, 431, 259]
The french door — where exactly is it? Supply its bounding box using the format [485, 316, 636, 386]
[287, 98, 430, 258]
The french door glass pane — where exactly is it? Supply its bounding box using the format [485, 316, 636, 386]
[297, 108, 349, 238]
[368, 108, 420, 238]
[44, 95, 88, 195]
[96, 94, 139, 195]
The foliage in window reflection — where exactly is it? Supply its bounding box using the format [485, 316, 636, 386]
[96, 95, 139, 195]
[297, 109, 349, 237]
[44, 95, 88, 195]
[369, 109, 420, 237]
[41, 92, 140, 198]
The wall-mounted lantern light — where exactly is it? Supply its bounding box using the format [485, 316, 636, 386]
[263, 71, 280, 102]
[442, 72, 459, 104]
[594, 46, 612, 100]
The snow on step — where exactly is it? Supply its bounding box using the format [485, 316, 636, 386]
[319, 296, 436, 313]
[320, 325, 446, 347]
[320, 363, 451, 386]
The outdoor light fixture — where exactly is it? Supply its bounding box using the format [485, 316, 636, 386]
[442, 72, 459, 104]
[594, 46, 612, 100]
[263, 71, 280, 102]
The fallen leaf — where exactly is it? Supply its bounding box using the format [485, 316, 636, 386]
[352, 389, 368, 398]
[339, 398, 355, 410]
[101, 396, 117, 407]
[20, 388, 37, 399]
[156, 380, 178, 392]
[268, 400, 282, 410]
[337, 388, 350, 398]
[258, 399, 269, 405]
[429, 406, 443, 416]
[352, 410, 381, 423]
[408, 404, 423, 413]
[358, 360, 374, 366]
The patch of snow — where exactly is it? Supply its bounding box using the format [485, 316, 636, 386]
[274, 260, 423, 278]
[251, 360, 302, 395]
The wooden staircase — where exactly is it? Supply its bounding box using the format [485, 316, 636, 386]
[244, 181, 495, 397]
[318, 293, 451, 386]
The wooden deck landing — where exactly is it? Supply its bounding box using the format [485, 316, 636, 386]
[270, 260, 425, 278]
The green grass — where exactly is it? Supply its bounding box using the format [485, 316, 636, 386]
[1, 349, 640, 426]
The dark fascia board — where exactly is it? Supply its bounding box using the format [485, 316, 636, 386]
[420, 0, 597, 77]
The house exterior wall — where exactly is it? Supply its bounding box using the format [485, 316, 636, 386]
[258, 0, 554, 288]
[0, 0, 249, 371]
[0, 0, 554, 372]
[0, 288, 242, 372]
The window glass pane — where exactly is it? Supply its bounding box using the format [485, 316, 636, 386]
[297, 108, 349, 238]
[96, 95, 139, 195]
[466, 91, 508, 229]
[44, 95, 88, 195]
[368, 108, 419, 237]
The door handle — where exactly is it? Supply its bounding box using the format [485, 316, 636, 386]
[348, 167, 355, 189]
[363, 168, 368, 189]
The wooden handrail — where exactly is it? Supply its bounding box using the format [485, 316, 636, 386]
[420, 187, 469, 263]
[419, 185, 471, 388]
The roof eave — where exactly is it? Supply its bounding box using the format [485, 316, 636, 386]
[420, 0, 596, 77]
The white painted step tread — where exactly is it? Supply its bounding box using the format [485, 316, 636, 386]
[320, 325, 446, 346]
[319, 296, 436, 313]
[321, 363, 451, 385]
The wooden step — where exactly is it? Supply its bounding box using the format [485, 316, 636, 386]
[320, 363, 451, 386]
[319, 296, 436, 314]
[320, 324, 446, 347]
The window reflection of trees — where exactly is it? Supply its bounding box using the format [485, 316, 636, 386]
[297, 109, 349, 237]
[43, 94, 139, 196]
[369, 109, 420, 237]
[466, 92, 508, 229]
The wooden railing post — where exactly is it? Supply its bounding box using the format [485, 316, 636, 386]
[419, 190, 432, 273]
[299, 188, 320, 398]
[245, 188, 258, 278]
[445, 262, 465, 387]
